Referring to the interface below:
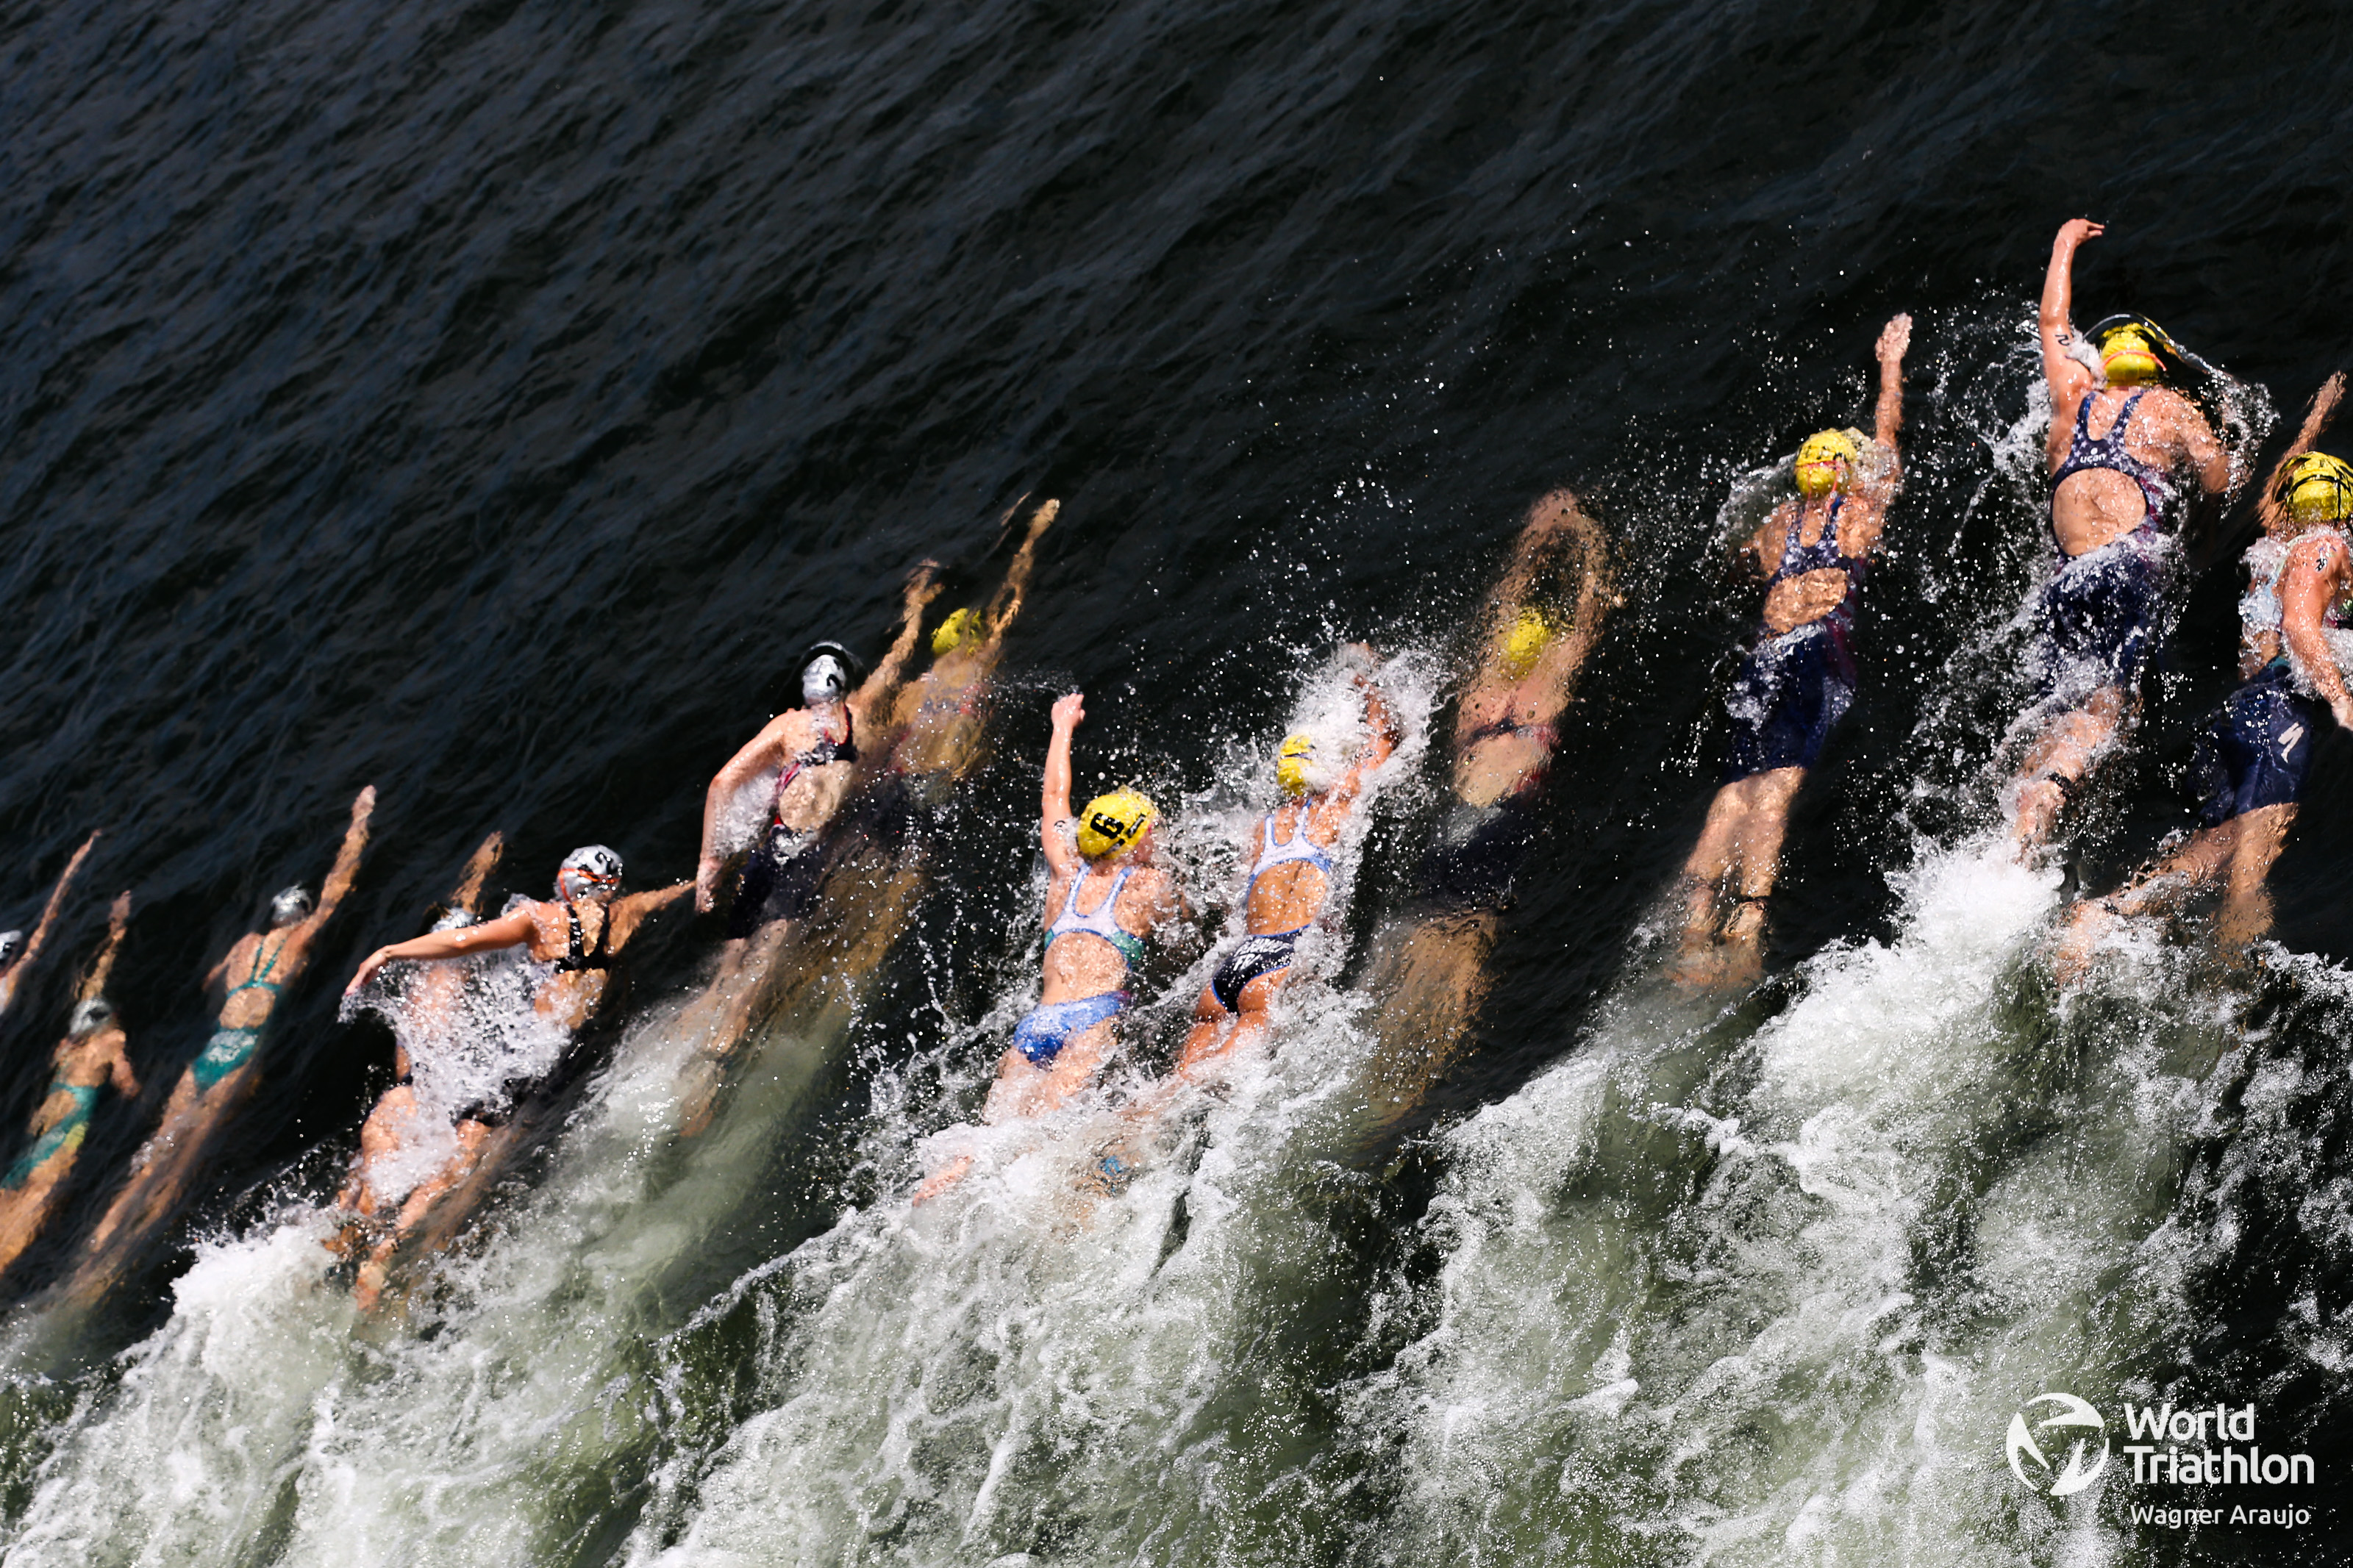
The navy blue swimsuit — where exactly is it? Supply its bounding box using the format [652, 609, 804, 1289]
[1721, 496, 1864, 784]
[2032, 391, 2180, 704]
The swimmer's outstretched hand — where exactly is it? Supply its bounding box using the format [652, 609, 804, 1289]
[351, 785, 377, 823]
[1877, 313, 1912, 363]
[693, 854, 724, 915]
[346, 947, 393, 997]
[905, 559, 944, 607]
[2054, 218, 2105, 250]
[1051, 692, 1085, 732]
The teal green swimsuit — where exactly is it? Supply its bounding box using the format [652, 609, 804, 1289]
[1, 1083, 97, 1189]
[196, 937, 285, 1092]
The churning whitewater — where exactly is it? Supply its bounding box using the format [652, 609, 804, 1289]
[1, 1, 2349, 1564]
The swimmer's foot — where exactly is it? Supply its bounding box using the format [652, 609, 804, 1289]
[2052, 900, 2115, 985]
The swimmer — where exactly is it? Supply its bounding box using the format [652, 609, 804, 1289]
[75, 787, 376, 1276]
[329, 831, 504, 1311]
[882, 499, 1056, 790]
[686, 562, 943, 1040]
[0, 831, 99, 1031]
[911, 692, 1184, 1202]
[678, 504, 1056, 1137]
[1677, 314, 1910, 986]
[338, 845, 685, 1301]
[0, 892, 137, 1282]
[2058, 376, 2352, 973]
[2010, 219, 2235, 851]
[1363, 492, 1611, 1114]
[1174, 651, 1400, 1084]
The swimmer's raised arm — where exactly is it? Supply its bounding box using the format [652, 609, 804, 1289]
[617, 880, 693, 918]
[76, 891, 131, 1004]
[1329, 667, 1402, 809]
[21, 831, 98, 977]
[2041, 219, 2104, 401]
[2259, 374, 2347, 534]
[1872, 313, 1911, 457]
[449, 831, 505, 914]
[982, 500, 1057, 640]
[1040, 693, 1084, 877]
[849, 561, 944, 726]
[305, 787, 377, 932]
[346, 907, 538, 996]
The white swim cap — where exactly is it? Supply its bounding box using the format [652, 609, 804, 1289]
[270, 886, 315, 928]
[557, 845, 624, 901]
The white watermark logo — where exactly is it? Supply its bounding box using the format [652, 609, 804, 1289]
[2006, 1393, 2110, 1497]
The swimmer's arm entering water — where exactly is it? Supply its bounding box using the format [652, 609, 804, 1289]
[17, 831, 98, 983]
[2258, 374, 2346, 535]
[1840, 313, 1913, 557]
[610, 881, 693, 946]
[75, 892, 130, 1006]
[449, 831, 505, 915]
[346, 908, 539, 996]
[980, 500, 1057, 641]
[847, 560, 943, 733]
[1325, 667, 1402, 818]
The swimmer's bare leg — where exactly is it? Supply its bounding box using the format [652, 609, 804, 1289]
[0, 1159, 71, 1279]
[2013, 687, 2127, 852]
[355, 1120, 490, 1312]
[82, 1061, 251, 1263]
[2218, 803, 2296, 955]
[676, 920, 801, 1136]
[1676, 769, 1800, 983]
[913, 1022, 1116, 1205]
[2054, 819, 2238, 981]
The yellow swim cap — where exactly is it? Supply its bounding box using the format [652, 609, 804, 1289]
[1276, 733, 1321, 797]
[1498, 609, 1553, 681]
[931, 607, 981, 656]
[1076, 789, 1156, 859]
[2283, 451, 2353, 526]
[1794, 429, 1863, 498]
[2096, 324, 2163, 386]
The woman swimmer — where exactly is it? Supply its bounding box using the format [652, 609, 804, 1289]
[912, 692, 1185, 1202]
[0, 831, 99, 1031]
[0, 892, 137, 1283]
[338, 845, 687, 1300]
[332, 831, 504, 1310]
[74, 787, 375, 1286]
[1171, 650, 1399, 1084]
[2058, 376, 2353, 971]
[1676, 315, 1910, 987]
[685, 561, 942, 1041]
[1361, 492, 1611, 1115]
[2011, 219, 2236, 851]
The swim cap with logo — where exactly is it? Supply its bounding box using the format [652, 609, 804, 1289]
[1795, 429, 1863, 498]
[802, 652, 851, 706]
[931, 607, 982, 656]
[2281, 451, 2353, 526]
[0, 931, 21, 968]
[1499, 609, 1554, 681]
[1075, 790, 1156, 860]
[557, 845, 624, 901]
[270, 886, 315, 928]
[69, 998, 114, 1037]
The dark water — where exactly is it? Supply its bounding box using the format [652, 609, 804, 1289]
[1, 0, 2351, 1559]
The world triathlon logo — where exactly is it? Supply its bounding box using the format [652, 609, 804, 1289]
[2007, 1393, 2111, 1497]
